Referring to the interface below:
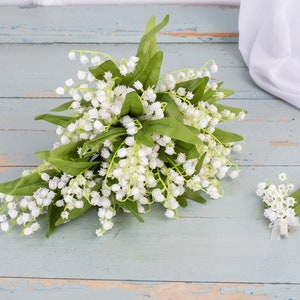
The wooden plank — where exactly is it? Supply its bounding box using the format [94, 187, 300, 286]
[0, 278, 300, 300]
[1, 3, 300, 294]
[0, 98, 299, 168]
[0, 131, 55, 167]
[0, 43, 269, 99]
[0, 5, 238, 44]
[0, 166, 300, 283]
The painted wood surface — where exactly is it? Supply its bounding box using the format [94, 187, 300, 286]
[1, 4, 300, 299]
[0, 5, 239, 43]
[0, 278, 300, 300]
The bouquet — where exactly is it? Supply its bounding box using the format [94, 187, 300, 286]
[0, 15, 246, 237]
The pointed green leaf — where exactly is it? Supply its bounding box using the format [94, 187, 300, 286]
[120, 91, 144, 117]
[143, 16, 159, 57]
[215, 103, 247, 116]
[34, 114, 76, 127]
[122, 54, 150, 87]
[0, 169, 59, 196]
[206, 90, 235, 104]
[136, 117, 202, 146]
[194, 152, 207, 174]
[36, 141, 84, 161]
[81, 127, 127, 156]
[137, 15, 169, 58]
[123, 16, 169, 87]
[157, 93, 183, 121]
[46, 202, 64, 238]
[36, 141, 98, 176]
[213, 128, 244, 144]
[44, 157, 99, 176]
[134, 132, 155, 148]
[55, 199, 93, 228]
[184, 188, 207, 204]
[193, 77, 210, 102]
[292, 189, 300, 215]
[50, 101, 73, 112]
[174, 140, 200, 160]
[117, 200, 144, 223]
[138, 50, 163, 88]
[89, 60, 121, 81]
[176, 77, 209, 104]
[177, 194, 188, 208]
[218, 88, 234, 98]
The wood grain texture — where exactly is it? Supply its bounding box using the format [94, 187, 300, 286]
[0, 4, 299, 299]
[1, 278, 300, 300]
[0, 5, 238, 43]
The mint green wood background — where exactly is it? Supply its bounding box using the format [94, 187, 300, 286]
[1, 4, 300, 299]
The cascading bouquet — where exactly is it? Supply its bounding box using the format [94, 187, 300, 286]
[0, 15, 246, 237]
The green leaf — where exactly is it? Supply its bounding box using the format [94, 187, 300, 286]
[0, 169, 59, 196]
[213, 128, 244, 144]
[44, 157, 99, 177]
[174, 140, 200, 160]
[36, 141, 84, 161]
[117, 200, 144, 223]
[136, 15, 169, 58]
[177, 194, 188, 208]
[292, 189, 300, 215]
[194, 152, 207, 174]
[120, 91, 144, 117]
[55, 199, 93, 228]
[89, 60, 121, 81]
[205, 82, 234, 104]
[202, 89, 214, 102]
[215, 103, 247, 116]
[34, 114, 76, 127]
[122, 54, 150, 87]
[50, 100, 73, 112]
[218, 88, 234, 98]
[157, 149, 174, 163]
[193, 78, 210, 103]
[46, 202, 64, 238]
[176, 77, 209, 104]
[134, 132, 155, 148]
[122, 15, 169, 87]
[135, 117, 202, 147]
[36, 141, 99, 176]
[143, 16, 159, 57]
[184, 188, 207, 204]
[81, 127, 127, 156]
[157, 93, 183, 122]
[138, 50, 163, 88]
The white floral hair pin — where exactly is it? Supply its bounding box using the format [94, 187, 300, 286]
[256, 173, 300, 240]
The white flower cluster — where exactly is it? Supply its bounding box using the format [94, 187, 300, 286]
[0, 48, 245, 237]
[0, 191, 45, 236]
[256, 173, 299, 239]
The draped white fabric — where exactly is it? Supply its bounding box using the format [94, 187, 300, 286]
[239, 0, 300, 108]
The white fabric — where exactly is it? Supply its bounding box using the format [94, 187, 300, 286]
[239, 0, 300, 108]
